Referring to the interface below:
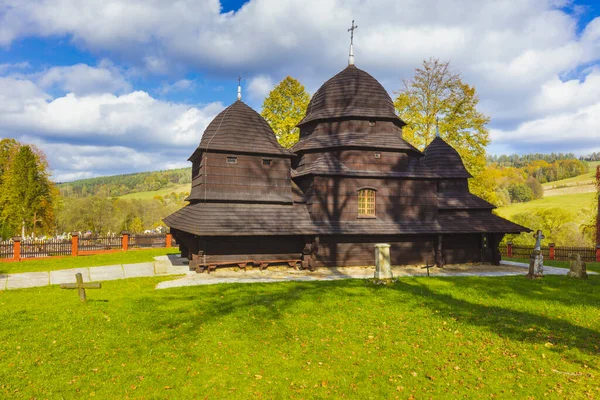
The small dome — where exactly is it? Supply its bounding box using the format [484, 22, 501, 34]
[423, 137, 472, 179]
[298, 65, 404, 127]
[196, 100, 292, 156]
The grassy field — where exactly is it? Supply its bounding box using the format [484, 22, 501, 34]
[0, 248, 179, 275]
[542, 161, 600, 190]
[0, 276, 598, 398]
[495, 191, 596, 221]
[118, 184, 189, 200]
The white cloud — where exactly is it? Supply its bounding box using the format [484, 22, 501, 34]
[0, 61, 30, 74]
[246, 74, 273, 102]
[0, 75, 224, 180]
[36, 62, 130, 95]
[158, 79, 196, 95]
[0, 0, 599, 159]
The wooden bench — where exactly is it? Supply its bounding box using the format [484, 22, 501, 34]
[193, 259, 302, 274]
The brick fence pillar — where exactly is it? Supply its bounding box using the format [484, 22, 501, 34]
[121, 231, 129, 251]
[596, 245, 600, 263]
[166, 233, 172, 248]
[549, 243, 555, 260]
[12, 237, 21, 261]
[71, 232, 79, 257]
[507, 242, 513, 258]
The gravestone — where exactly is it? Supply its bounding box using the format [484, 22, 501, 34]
[567, 254, 588, 279]
[374, 243, 392, 279]
[528, 230, 545, 278]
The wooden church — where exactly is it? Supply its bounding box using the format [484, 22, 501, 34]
[164, 32, 528, 272]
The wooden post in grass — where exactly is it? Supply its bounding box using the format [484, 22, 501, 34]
[71, 232, 79, 257]
[12, 237, 20, 261]
[548, 243, 555, 260]
[60, 273, 101, 301]
[121, 231, 129, 252]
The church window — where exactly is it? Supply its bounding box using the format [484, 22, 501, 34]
[262, 159, 272, 166]
[226, 157, 237, 164]
[358, 189, 376, 217]
[374, 152, 381, 159]
[369, 120, 376, 127]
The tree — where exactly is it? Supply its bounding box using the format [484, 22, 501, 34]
[394, 58, 491, 196]
[0, 144, 57, 238]
[260, 76, 310, 148]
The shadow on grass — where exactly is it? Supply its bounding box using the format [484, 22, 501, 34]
[136, 276, 599, 362]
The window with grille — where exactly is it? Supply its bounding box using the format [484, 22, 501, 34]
[358, 189, 376, 217]
[226, 157, 237, 164]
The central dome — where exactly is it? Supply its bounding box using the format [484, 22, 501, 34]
[297, 65, 404, 127]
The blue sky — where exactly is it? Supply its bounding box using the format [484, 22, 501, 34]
[1, 0, 599, 181]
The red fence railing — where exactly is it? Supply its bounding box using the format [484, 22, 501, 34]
[20, 238, 72, 258]
[500, 244, 597, 262]
[0, 232, 174, 262]
[79, 235, 122, 252]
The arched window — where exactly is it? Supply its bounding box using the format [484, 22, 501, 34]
[358, 189, 376, 217]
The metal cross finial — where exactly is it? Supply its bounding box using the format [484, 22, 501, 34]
[348, 20, 358, 66]
[348, 20, 358, 44]
[237, 74, 242, 101]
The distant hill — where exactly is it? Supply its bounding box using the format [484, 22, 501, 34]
[58, 167, 191, 198]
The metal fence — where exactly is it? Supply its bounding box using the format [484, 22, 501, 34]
[78, 235, 122, 252]
[20, 238, 72, 258]
[0, 240, 13, 259]
[130, 234, 166, 249]
[500, 245, 596, 262]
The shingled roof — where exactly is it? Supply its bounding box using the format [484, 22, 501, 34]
[423, 137, 472, 179]
[290, 128, 420, 153]
[192, 100, 293, 158]
[297, 65, 405, 127]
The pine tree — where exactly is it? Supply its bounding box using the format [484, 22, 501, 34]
[0, 144, 57, 238]
[260, 76, 310, 148]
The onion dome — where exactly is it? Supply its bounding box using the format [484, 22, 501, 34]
[193, 100, 293, 158]
[297, 65, 405, 127]
[423, 137, 472, 179]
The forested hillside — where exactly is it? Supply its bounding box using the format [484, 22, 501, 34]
[58, 168, 191, 198]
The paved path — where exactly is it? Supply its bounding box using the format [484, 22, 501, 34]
[1, 258, 595, 291]
[0, 255, 190, 290]
[155, 260, 596, 290]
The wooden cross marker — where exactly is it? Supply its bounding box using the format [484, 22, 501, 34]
[60, 273, 101, 301]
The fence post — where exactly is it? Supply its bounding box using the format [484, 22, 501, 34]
[121, 231, 129, 251]
[596, 245, 600, 263]
[12, 237, 21, 261]
[166, 233, 172, 248]
[549, 243, 555, 260]
[507, 242, 512, 258]
[71, 232, 79, 257]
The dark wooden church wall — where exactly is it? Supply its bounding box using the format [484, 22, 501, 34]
[442, 234, 485, 264]
[188, 152, 292, 202]
[307, 177, 438, 222]
[314, 235, 436, 267]
[196, 236, 304, 264]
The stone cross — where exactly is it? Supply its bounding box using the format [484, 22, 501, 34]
[533, 230, 545, 251]
[60, 273, 101, 301]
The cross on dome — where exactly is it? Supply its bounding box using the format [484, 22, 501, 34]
[348, 19, 358, 65]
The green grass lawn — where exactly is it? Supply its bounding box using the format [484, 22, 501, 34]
[495, 191, 596, 221]
[504, 257, 600, 273]
[1, 276, 599, 398]
[118, 184, 189, 200]
[0, 248, 180, 275]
